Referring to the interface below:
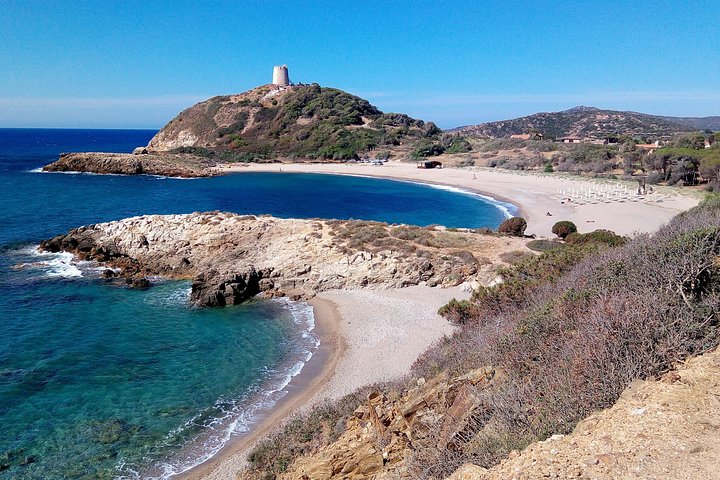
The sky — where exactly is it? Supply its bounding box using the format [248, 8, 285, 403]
[1, 0, 719, 129]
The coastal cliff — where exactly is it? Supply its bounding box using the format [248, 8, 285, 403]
[41, 83, 441, 176]
[42, 152, 217, 178]
[40, 212, 529, 306]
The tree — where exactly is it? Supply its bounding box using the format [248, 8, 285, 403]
[552, 221, 578, 239]
[498, 217, 527, 237]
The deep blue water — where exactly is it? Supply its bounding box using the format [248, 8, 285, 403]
[0, 128, 511, 479]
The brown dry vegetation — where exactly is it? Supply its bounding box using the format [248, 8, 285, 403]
[245, 195, 720, 479]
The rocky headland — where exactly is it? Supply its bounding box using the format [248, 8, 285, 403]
[42, 151, 217, 178]
[40, 212, 529, 306]
[41, 82, 441, 176]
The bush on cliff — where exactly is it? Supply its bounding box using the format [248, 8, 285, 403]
[551, 220, 577, 239]
[409, 197, 720, 476]
[565, 229, 627, 247]
[245, 198, 720, 480]
[498, 217, 527, 236]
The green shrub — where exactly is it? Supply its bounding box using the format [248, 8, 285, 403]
[498, 217, 527, 237]
[446, 138, 472, 154]
[551, 220, 577, 239]
[411, 140, 445, 159]
[437, 299, 479, 324]
[527, 239, 564, 252]
[566, 229, 627, 247]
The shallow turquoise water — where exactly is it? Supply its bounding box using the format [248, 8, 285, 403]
[0, 129, 512, 478]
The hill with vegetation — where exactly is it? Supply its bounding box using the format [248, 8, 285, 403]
[451, 106, 720, 140]
[146, 84, 440, 161]
[244, 195, 720, 479]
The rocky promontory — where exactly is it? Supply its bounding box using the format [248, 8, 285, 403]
[42, 152, 217, 178]
[40, 212, 529, 306]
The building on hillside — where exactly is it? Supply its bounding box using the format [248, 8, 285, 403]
[636, 143, 660, 154]
[417, 160, 443, 169]
[272, 65, 290, 86]
[510, 132, 544, 140]
[603, 136, 619, 145]
[556, 136, 582, 143]
[510, 133, 531, 140]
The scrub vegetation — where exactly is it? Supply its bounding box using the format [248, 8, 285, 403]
[245, 195, 720, 479]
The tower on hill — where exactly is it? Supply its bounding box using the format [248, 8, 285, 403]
[272, 65, 290, 86]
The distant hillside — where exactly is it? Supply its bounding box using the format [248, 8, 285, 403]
[148, 84, 439, 160]
[657, 115, 720, 131]
[451, 106, 719, 139]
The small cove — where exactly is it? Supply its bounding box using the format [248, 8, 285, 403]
[0, 129, 513, 478]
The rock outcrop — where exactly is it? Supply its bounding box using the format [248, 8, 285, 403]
[42, 152, 216, 178]
[277, 367, 499, 480]
[40, 213, 528, 306]
[446, 348, 720, 480]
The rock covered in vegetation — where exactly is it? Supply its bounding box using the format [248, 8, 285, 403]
[40, 213, 528, 306]
[551, 220, 577, 239]
[42, 152, 216, 178]
[147, 83, 439, 160]
[497, 217, 527, 237]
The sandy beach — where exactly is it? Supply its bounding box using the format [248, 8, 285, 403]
[181, 286, 466, 479]
[183, 162, 699, 479]
[217, 161, 700, 237]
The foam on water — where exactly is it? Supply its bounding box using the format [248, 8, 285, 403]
[418, 182, 518, 218]
[20, 247, 83, 278]
[31, 167, 199, 180]
[119, 298, 320, 479]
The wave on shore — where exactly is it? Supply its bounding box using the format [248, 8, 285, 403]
[126, 298, 319, 480]
[420, 182, 518, 218]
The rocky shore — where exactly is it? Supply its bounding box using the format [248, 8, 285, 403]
[39, 212, 529, 307]
[42, 151, 217, 178]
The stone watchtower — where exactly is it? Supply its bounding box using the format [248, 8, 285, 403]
[272, 65, 290, 86]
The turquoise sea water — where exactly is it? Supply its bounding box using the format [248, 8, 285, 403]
[0, 129, 513, 478]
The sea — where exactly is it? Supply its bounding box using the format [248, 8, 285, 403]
[0, 128, 514, 479]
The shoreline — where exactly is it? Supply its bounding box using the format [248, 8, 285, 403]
[215, 161, 700, 237]
[178, 296, 346, 480]
[180, 285, 464, 479]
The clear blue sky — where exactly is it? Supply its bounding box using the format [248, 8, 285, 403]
[1, 0, 718, 129]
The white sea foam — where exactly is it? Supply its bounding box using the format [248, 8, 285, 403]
[121, 299, 320, 479]
[23, 247, 83, 278]
[418, 182, 518, 218]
